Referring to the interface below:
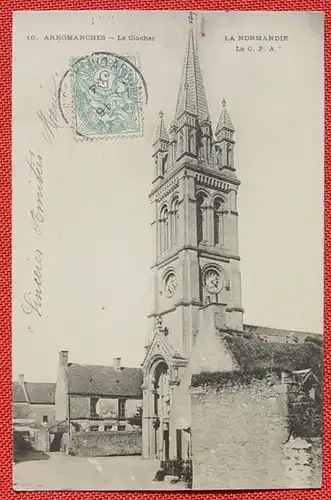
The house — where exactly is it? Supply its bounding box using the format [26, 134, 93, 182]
[13, 375, 56, 454]
[55, 351, 143, 456]
[13, 374, 56, 428]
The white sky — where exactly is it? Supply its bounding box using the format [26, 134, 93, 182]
[12, 11, 324, 382]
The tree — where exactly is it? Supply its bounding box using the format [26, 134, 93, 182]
[128, 406, 143, 427]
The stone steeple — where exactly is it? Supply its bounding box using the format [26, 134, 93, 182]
[167, 14, 213, 165]
[216, 98, 235, 134]
[152, 110, 170, 146]
[174, 16, 211, 126]
[152, 110, 170, 182]
[215, 98, 236, 173]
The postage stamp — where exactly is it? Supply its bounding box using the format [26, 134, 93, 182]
[60, 52, 146, 140]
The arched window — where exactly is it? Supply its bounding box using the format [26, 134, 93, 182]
[160, 206, 170, 253]
[197, 193, 208, 244]
[188, 130, 195, 153]
[164, 209, 169, 250]
[162, 155, 167, 176]
[179, 131, 184, 154]
[200, 142, 205, 160]
[226, 144, 232, 166]
[206, 137, 210, 161]
[217, 148, 222, 167]
[213, 198, 225, 246]
[171, 197, 179, 246]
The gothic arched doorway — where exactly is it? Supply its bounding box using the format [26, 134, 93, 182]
[151, 359, 171, 460]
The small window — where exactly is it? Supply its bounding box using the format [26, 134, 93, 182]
[118, 399, 126, 419]
[104, 425, 113, 431]
[90, 425, 99, 432]
[90, 397, 98, 418]
[42, 415, 48, 423]
[118, 424, 126, 431]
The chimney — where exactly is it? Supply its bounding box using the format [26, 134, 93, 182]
[18, 373, 25, 386]
[113, 357, 121, 371]
[59, 350, 69, 367]
[55, 351, 69, 422]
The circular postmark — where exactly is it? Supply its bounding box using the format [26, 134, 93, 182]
[58, 52, 148, 140]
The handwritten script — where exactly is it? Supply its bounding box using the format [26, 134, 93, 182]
[21, 76, 63, 329]
[21, 249, 43, 318]
[21, 151, 44, 321]
[27, 151, 44, 235]
[36, 74, 63, 146]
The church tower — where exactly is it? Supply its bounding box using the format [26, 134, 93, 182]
[147, 16, 243, 358]
[142, 15, 244, 460]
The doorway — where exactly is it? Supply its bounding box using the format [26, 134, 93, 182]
[163, 429, 170, 460]
[50, 432, 62, 452]
[176, 429, 182, 460]
[152, 360, 170, 459]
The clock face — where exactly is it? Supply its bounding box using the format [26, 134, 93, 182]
[164, 273, 177, 298]
[203, 268, 223, 294]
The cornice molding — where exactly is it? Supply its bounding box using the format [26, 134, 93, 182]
[196, 173, 231, 192]
[226, 306, 245, 313]
[151, 177, 180, 203]
[148, 300, 202, 318]
[151, 244, 240, 269]
[149, 160, 240, 201]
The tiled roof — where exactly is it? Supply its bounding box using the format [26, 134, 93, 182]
[13, 382, 27, 403]
[175, 24, 210, 125]
[68, 363, 143, 398]
[25, 382, 56, 404]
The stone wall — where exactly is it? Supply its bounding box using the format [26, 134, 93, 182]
[190, 374, 290, 490]
[32, 427, 50, 452]
[190, 371, 322, 490]
[70, 396, 90, 419]
[69, 430, 142, 457]
[283, 436, 322, 488]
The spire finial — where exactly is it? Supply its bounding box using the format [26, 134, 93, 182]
[153, 110, 169, 145]
[174, 11, 211, 126]
[216, 98, 235, 134]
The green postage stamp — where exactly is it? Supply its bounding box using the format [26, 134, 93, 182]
[70, 53, 145, 139]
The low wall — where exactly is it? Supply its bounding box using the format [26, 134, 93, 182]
[190, 373, 290, 490]
[283, 436, 322, 488]
[69, 430, 142, 457]
[190, 371, 322, 490]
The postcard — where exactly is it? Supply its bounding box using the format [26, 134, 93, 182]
[12, 10, 324, 490]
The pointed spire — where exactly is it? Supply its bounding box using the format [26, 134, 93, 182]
[153, 110, 170, 145]
[174, 16, 210, 125]
[216, 98, 235, 134]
